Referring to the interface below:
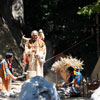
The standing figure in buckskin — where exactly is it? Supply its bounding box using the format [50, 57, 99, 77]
[22, 30, 46, 79]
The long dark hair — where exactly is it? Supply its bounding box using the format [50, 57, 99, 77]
[66, 66, 74, 73]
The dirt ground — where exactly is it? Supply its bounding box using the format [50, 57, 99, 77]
[0, 96, 91, 100]
[0, 80, 23, 100]
[0, 80, 92, 100]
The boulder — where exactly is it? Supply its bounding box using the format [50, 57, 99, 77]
[19, 76, 60, 100]
[91, 86, 100, 100]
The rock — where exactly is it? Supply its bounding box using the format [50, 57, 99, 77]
[19, 76, 60, 100]
[91, 86, 100, 100]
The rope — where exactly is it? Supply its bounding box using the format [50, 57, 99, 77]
[45, 35, 93, 63]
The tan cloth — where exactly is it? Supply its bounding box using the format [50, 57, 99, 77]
[24, 39, 46, 79]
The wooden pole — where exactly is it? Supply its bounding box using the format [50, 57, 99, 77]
[97, 73, 98, 81]
[56, 72, 58, 87]
[91, 27, 94, 35]
[96, 14, 100, 58]
[82, 77, 84, 96]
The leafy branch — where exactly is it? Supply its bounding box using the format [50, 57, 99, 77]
[77, 0, 100, 16]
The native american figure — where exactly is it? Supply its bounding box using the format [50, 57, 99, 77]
[22, 30, 46, 79]
[51, 56, 84, 82]
[51, 56, 84, 97]
[0, 54, 17, 93]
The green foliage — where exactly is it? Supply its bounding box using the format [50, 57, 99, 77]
[41, 0, 59, 20]
[43, 5, 48, 9]
[77, 0, 100, 16]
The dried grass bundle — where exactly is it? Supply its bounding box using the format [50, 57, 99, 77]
[51, 55, 84, 72]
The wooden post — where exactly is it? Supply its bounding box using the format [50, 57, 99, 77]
[86, 77, 89, 97]
[82, 77, 84, 96]
[96, 14, 100, 58]
[91, 27, 94, 35]
[97, 73, 98, 81]
[56, 72, 58, 87]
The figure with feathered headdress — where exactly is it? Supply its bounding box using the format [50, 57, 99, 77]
[22, 29, 45, 69]
[22, 30, 46, 79]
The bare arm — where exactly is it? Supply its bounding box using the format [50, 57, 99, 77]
[9, 74, 17, 80]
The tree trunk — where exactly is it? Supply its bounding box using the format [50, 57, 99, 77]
[0, 0, 24, 74]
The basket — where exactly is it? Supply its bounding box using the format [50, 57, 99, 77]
[87, 82, 99, 90]
[26, 71, 36, 79]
